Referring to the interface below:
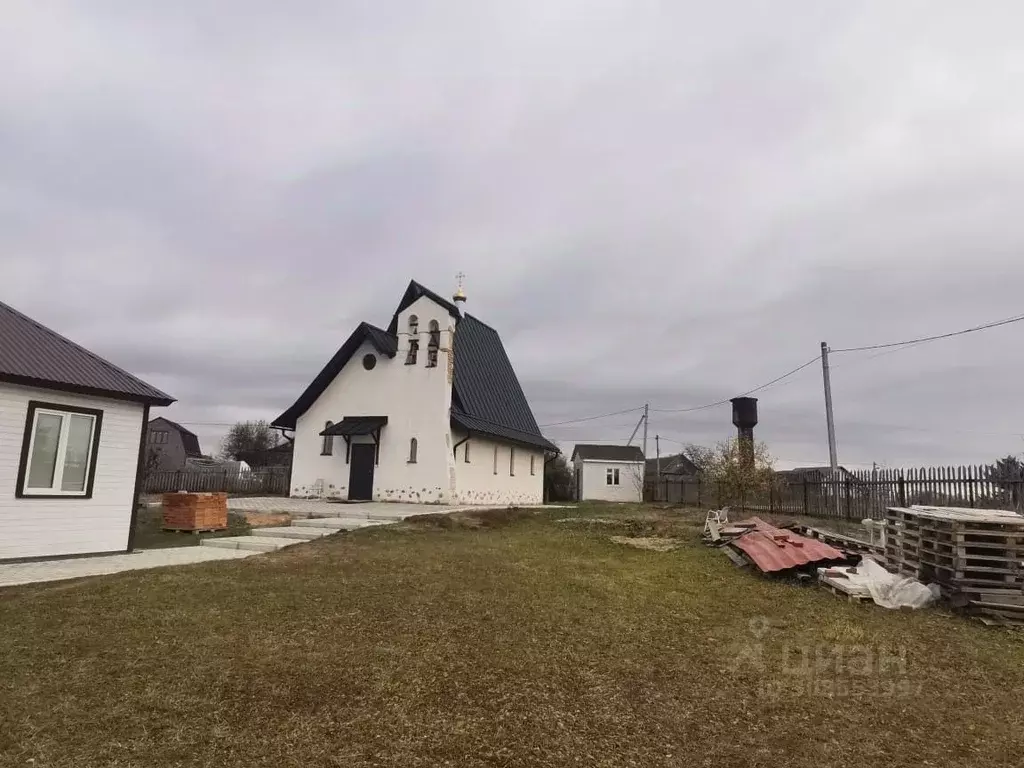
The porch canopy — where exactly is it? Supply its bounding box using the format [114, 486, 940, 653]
[319, 416, 388, 437]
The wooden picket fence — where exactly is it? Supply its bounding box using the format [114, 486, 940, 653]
[645, 464, 1024, 520]
[142, 468, 290, 496]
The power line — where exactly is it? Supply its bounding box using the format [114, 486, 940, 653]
[538, 406, 644, 428]
[651, 355, 821, 413]
[831, 311, 1024, 354]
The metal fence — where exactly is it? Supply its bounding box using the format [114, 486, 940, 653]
[142, 468, 290, 496]
[646, 465, 1024, 519]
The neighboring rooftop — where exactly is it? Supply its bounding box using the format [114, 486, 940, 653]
[0, 301, 174, 406]
[273, 280, 557, 452]
[571, 444, 645, 462]
[646, 453, 700, 477]
[149, 417, 203, 457]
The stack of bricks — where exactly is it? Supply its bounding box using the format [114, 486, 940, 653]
[162, 492, 228, 532]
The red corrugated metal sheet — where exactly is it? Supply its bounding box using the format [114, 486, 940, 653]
[730, 517, 846, 573]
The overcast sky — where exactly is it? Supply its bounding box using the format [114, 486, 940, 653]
[4, 1, 1024, 469]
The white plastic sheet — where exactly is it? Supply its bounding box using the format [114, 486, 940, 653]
[822, 557, 940, 610]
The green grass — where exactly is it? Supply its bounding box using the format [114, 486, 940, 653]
[131, 506, 251, 549]
[2, 504, 1023, 767]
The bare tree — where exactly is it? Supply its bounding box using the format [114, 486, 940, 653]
[628, 463, 646, 502]
[221, 420, 279, 461]
[680, 443, 716, 476]
[704, 437, 777, 508]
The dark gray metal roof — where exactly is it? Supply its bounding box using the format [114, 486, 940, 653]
[571, 444, 645, 462]
[450, 314, 556, 451]
[272, 284, 556, 452]
[0, 300, 174, 405]
[320, 416, 388, 436]
[273, 322, 396, 429]
[646, 453, 699, 477]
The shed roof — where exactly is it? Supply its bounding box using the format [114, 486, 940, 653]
[571, 444, 645, 462]
[0, 300, 174, 406]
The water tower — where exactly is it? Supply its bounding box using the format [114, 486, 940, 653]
[730, 397, 758, 468]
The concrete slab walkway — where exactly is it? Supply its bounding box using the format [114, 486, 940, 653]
[0, 547, 256, 588]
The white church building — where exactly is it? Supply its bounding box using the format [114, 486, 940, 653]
[272, 280, 558, 505]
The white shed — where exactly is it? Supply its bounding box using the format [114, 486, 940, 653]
[0, 301, 174, 561]
[571, 444, 646, 502]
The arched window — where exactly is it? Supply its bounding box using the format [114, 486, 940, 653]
[406, 315, 419, 365]
[493, 444, 498, 475]
[409, 437, 418, 464]
[509, 447, 516, 476]
[322, 422, 333, 456]
[426, 320, 440, 368]
[530, 454, 535, 475]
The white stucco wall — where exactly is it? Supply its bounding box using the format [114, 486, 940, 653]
[450, 431, 544, 505]
[0, 383, 144, 560]
[291, 295, 458, 503]
[574, 458, 644, 502]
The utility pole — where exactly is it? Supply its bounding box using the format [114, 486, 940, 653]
[642, 403, 649, 460]
[656, 435, 661, 481]
[821, 341, 838, 470]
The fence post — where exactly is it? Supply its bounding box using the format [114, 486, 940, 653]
[898, 471, 907, 507]
[844, 478, 852, 519]
[769, 482, 775, 513]
[175, 470, 182, 492]
[697, 478, 702, 508]
[802, 477, 809, 515]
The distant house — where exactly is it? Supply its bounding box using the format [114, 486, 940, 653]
[145, 417, 203, 471]
[0, 301, 173, 561]
[571, 444, 645, 502]
[237, 441, 292, 469]
[775, 465, 862, 484]
[646, 452, 699, 479]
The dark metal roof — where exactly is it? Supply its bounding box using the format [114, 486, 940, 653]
[571, 444, 645, 462]
[646, 453, 699, 476]
[320, 416, 388, 436]
[450, 314, 556, 452]
[272, 284, 556, 453]
[272, 322, 397, 429]
[149, 417, 203, 457]
[0, 300, 174, 406]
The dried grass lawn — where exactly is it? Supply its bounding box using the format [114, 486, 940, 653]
[2, 504, 1024, 767]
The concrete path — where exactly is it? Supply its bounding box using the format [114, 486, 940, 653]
[226, 497, 546, 520]
[0, 546, 256, 588]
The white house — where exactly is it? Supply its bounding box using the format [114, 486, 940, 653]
[571, 444, 646, 502]
[0, 301, 174, 561]
[272, 280, 558, 505]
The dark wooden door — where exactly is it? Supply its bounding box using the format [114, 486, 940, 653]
[348, 444, 376, 501]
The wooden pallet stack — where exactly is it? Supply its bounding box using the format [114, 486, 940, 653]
[885, 505, 1024, 624]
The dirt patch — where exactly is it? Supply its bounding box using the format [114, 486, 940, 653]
[609, 536, 682, 552]
[242, 512, 292, 528]
[403, 507, 537, 531]
[554, 517, 622, 525]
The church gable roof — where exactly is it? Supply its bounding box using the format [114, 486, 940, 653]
[272, 282, 556, 452]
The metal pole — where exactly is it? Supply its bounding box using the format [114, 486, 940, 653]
[821, 342, 838, 470]
[642, 403, 649, 460]
[656, 434, 661, 482]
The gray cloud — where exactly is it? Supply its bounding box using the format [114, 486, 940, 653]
[3, 1, 1024, 466]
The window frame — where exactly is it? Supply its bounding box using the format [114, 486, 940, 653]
[493, 444, 498, 475]
[530, 455, 535, 476]
[509, 447, 516, 476]
[409, 437, 418, 464]
[605, 467, 620, 486]
[15, 400, 104, 499]
[322, 421, 334, 456]
[464, 441, 471, 463]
